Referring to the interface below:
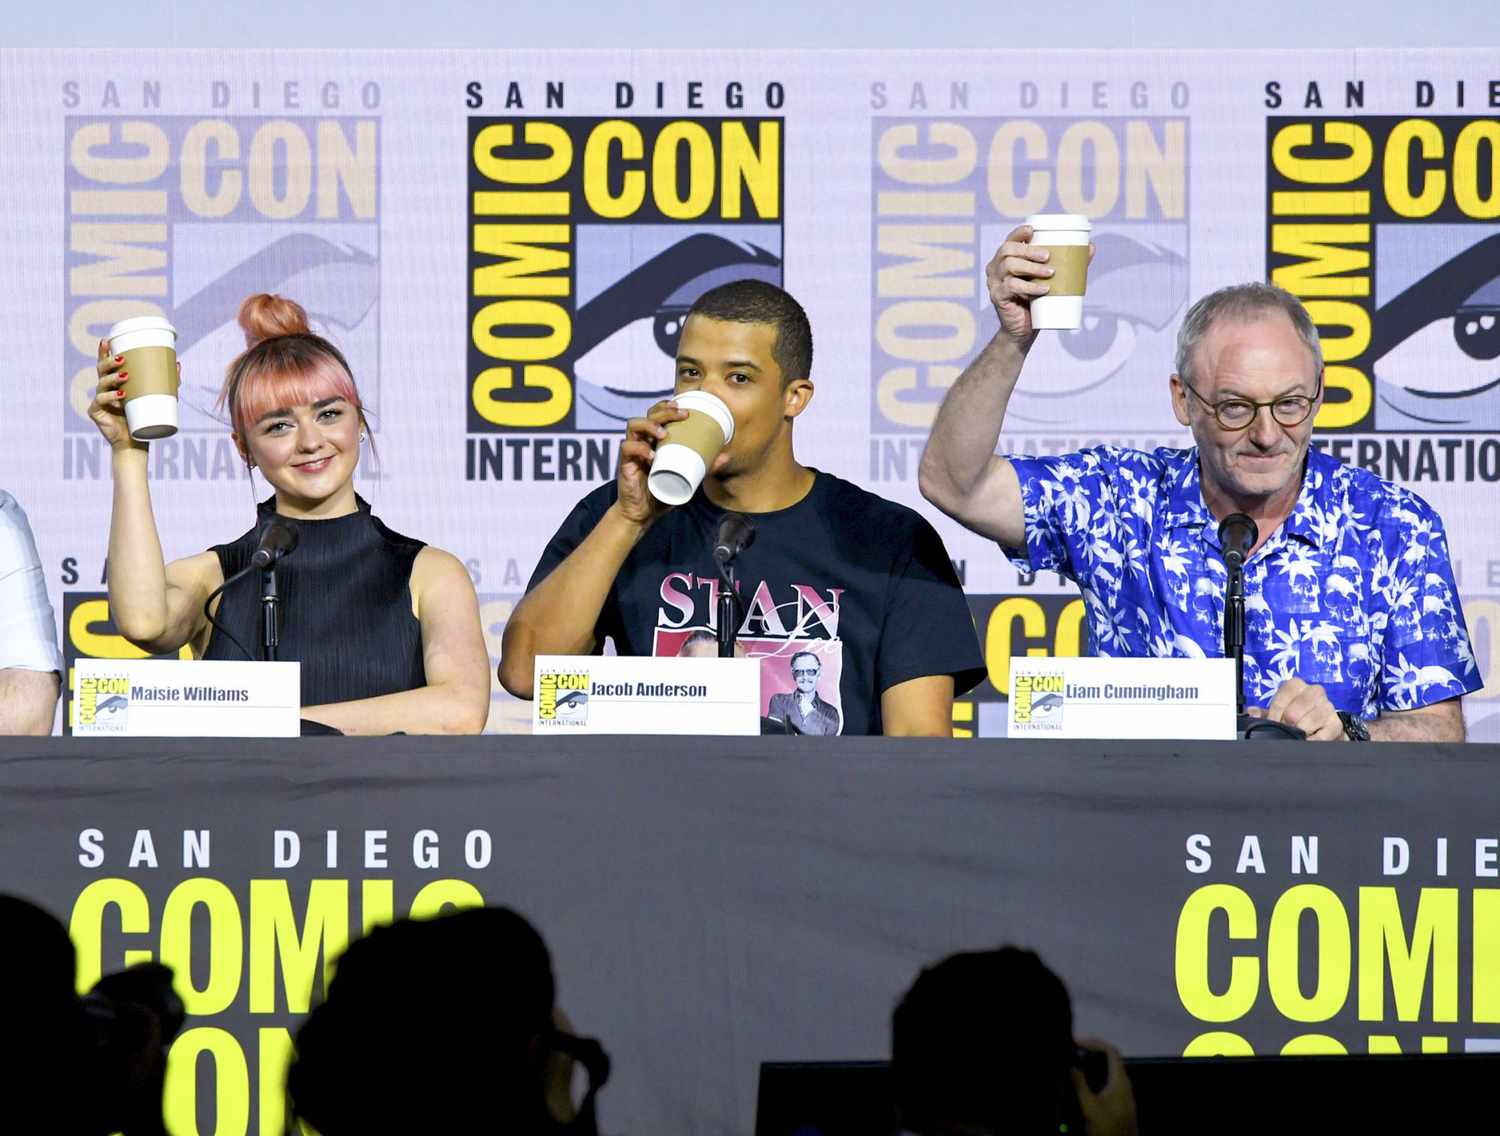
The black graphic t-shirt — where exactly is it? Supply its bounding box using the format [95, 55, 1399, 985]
[528, 470, 986, 736]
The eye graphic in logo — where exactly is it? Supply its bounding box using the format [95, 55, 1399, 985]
[94, 694, 129, 722]
[171, 234, 381, 431]
[555, 690, 589, 718]
[1030, 691, 1065, 723]
[571, 233, 782, 430]
[1004, 231, 1188, 429]
[1371, 231, 1500, 430]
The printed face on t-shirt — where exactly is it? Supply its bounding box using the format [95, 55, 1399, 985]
[791, 653, 821, 694]
[674, 315, 807, 477]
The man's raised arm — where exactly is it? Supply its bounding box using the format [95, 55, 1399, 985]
[919, 224, 1069, 549]
[499, 402, 713, 699]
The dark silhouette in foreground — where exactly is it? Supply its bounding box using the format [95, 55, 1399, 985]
[287, 905, 611, 1134]
[891, 946, 1137, 1136]
[2, 894, 182, 1136]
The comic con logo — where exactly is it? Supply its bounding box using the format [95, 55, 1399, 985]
[465, 115, 784, 482]
[61, 592, 187, 735]
[1266, 117, 1500, 461]
[75, 673, 130, 733]
[870, 115, 1190, 482]
[955, 593, 1086, 737]
[536, 670, 591, 726]
[1012, 672, 1066, 728]
[63, 113, 381, 482]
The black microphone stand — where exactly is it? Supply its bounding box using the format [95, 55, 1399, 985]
[1224, 555, 1247, 722]
[1224, 554, 1304, 740]
[261, 562, 280, 662]
[716, 559, 741, 659]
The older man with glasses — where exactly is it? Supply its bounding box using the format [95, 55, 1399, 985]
[918, 224, 1480, 742]
[768, 651, 842, 736]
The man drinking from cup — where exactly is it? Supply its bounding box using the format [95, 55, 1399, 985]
[501, 280, 984, 737]
[918, 224, 1480, 741]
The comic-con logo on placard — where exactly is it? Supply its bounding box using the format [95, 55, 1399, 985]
[1012, 672, 1066, 729]
[870, 114, 1191, 484]
[1267, 116, 1500, 483]
[956, 592, 1086, 738]
[61, 591, 188, 735]
[536, 670, 591, 727]
[465, 116, 784, 483]
[63, 111, 381, 482]
[75, 672, 130, 733]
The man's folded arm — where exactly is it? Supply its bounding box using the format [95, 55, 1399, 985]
[1366, 698, 1466, 742]
[0, 668, 59, 736]
[880, 675, 956, 738]
[499, 502, 641, 699]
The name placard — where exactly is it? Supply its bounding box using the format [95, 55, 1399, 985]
[1008, 657, 1236, 740]
[533, 655, 760, 735]
[72, 659, 301, 737]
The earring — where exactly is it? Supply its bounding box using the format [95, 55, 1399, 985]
[359, 431, 367, 443]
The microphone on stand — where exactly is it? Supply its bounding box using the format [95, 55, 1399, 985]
[1217, 513, 1257, 569]
[713, 513, 755, 660]
[1217, 513, 1303, 740]
[254, 521, 299, 662]
[713, 513, 756, 563]
[200, 521, 300, 663]
[250, 522, 299, 568]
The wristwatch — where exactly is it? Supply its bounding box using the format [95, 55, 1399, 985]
[1337, 711, 1370, 741]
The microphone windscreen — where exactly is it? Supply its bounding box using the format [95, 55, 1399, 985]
[714, 513, 756, 561]
[1217, 513, 1258, 564]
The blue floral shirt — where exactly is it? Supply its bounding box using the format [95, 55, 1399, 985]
[1006, 445, 1482, 716]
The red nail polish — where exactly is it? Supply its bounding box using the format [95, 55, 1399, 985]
[114, 355, 123, 362]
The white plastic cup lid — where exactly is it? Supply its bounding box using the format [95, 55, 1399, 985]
[107, 315, 177, 340]
[1024, 213, 1092, 232]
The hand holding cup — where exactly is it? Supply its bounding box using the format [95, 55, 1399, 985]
[617, 396, 732, 527]
[89, 338, 137, 452]
[985, 220, 1097, 340]
[106, 316, 179, 441]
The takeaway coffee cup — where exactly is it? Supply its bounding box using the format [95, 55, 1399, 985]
[1025, 214, 1092, 330]
[647, 390, 736, 506]
[108, 316, 179, 440]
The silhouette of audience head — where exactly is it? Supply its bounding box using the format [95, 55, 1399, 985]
[3, 894, 181, 1136]
[891, 946, 1079, 1136]
[287, 905, 609, 1134]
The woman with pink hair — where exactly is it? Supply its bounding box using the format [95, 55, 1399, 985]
[90, 294, 490, 735]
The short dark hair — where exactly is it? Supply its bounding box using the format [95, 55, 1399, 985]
[790, 650, 820, 671]
[687, 279, 813, 385]
[892, 947, 1075, 1135]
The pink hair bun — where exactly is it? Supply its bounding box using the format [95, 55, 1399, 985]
[238, 294, 311, 349]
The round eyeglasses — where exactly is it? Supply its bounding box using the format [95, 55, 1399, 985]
[1179, 371, 1323, 431]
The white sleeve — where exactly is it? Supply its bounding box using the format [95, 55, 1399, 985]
[0, 492, 63, 674]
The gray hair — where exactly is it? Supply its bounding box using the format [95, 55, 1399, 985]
[1174, 282, 1323, 382]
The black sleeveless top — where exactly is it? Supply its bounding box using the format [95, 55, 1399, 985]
[204, 496, 427, 707]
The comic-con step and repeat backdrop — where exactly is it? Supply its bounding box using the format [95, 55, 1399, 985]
[1, 49, 1497, 736]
